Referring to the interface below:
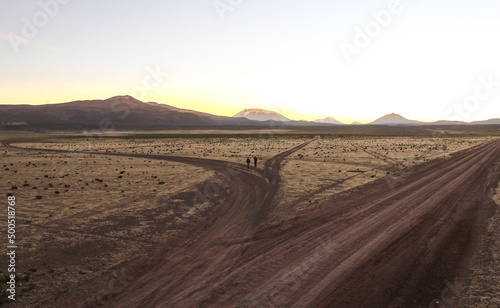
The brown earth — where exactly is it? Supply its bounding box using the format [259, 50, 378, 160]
[457, 181, 500, 307]
[2, 137, 500, 307]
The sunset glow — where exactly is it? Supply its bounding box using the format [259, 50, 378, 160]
[2, 0, 500, 123]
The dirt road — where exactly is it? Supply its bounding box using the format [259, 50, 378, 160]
[6, 138, 500, 307]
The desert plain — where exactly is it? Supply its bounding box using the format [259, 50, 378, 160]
[0, 131, 499, 307]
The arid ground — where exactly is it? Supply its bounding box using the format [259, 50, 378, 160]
[0, 132, 499, 307]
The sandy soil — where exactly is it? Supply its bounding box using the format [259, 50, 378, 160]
[18, 136, 311, 164]
[0, 135, 498, 307]
[276, 136, 493, 220]
[98, 138, 499, 308]
[0, 145, 215, 306]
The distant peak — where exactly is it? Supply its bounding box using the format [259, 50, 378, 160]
[314, 117, 344, 125]
[110, 95, 132, 99]
[233, 108, 290, 122]
[369, 112, 421, 125]
[385, 112, 403, 117]
[107, 95, 142, 102]
[242, 108, 265, 112]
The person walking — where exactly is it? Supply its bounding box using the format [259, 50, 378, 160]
[246, 157, 251, 169]
[253, 156, 258, 167]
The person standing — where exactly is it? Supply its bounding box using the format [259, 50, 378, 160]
[246, 157, 251, 169]
[253, 156, 258, 167]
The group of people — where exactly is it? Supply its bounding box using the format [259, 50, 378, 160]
[246, 156, 258, 169]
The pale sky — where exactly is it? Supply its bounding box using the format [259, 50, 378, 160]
[1, 0, 499, 123]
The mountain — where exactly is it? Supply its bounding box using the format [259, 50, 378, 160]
[233, 109, 290, 122]
[0, 95, 257, 130]
[350, 121, 363, 125]
[369, 113, 422, 125]
[314, 117, 344, 125]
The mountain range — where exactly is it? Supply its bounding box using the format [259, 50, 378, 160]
[1, 95, 499, 130]
[367, 113, 500, 126]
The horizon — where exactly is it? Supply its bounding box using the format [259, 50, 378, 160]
[2, 1, 500, 124]
[4, 94, 498, 125]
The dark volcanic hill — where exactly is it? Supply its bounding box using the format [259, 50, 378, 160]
[0, 96, 258, 130]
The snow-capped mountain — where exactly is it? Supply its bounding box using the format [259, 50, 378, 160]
[314, 117, 344, 125]
[233, 109, 290, 122]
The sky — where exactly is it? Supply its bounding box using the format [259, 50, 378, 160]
[1, 0, 499, 124]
